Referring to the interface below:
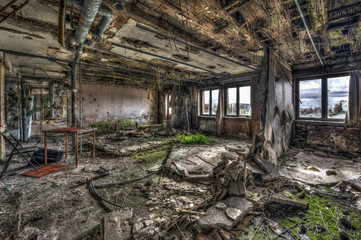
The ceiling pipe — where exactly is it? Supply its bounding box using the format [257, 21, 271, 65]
[135, 23, 259, 72]
[65, 0, 115, 50]
[294, 0, 324, 67]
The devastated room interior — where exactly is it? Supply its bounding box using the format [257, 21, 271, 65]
[1, 0, 361, 239]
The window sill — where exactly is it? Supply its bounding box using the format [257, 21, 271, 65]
[295, 119, 345, 125]
[198, 116, 216, 120]
[224, 116, 251, 120]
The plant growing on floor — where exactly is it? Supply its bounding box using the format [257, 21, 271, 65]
[175, 133, 214, 145]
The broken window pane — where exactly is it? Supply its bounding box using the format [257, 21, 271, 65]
[328, 76, 350, 119]
[239, 86, 251, 116]
[227, 88, 237, 115]
[299, 79, 322, 118]
[202, 90, 210, 115]
[211, 90, 219, 115]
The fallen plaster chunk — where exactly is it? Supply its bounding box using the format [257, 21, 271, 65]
[261, 169, 281, 182]
[226, 208, 242, 221]
[196, 198, 253, 231]
[270, 193, 308, 209]
[228, 180, 246, 197]
[253, 155, 275, 174]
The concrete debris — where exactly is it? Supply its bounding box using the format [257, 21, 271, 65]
[225, 208, 242, 221]
[252, 155, 275, 174]
[279, 152, 361, 185]
[101, 206, 159, 240]
[270, 192, 308, 209]
[102, 208, 134, 240]
[164, 145, 242, 181]
[196, 197, 253, 230]
[228, 180, 246, 197]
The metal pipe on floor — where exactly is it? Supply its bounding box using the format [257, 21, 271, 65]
[293, 0, 324, 67]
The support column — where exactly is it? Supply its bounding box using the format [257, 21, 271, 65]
[20, 77, 27, 142]
[0, 62, 5, 160]
[49, 81, 55, 119]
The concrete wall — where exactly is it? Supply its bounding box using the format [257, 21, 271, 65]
[80, 84, 157, 124]
[294, 121, 360, 155]
[199, 117, 218, 133]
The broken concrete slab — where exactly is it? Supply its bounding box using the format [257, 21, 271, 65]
[164, 146, 233, 180]
[196, 197, 253, 231]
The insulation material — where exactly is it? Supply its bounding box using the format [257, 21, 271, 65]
[263, 50, 294, 165]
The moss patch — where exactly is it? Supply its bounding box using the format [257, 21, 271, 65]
[280, 193, 361, 240]
[132, 148, 170, 168]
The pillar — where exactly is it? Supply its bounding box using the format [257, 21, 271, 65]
[0, 62, 5, 160]
[49, 81, 55, 119]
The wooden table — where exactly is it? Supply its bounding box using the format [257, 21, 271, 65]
[42, 127, 97, 168]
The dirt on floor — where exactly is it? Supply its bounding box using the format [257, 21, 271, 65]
[0, 129, 360, 240]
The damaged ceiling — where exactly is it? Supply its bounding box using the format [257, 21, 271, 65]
[1, 0, 361, 88]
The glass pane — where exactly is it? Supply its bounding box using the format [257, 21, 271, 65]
[227, 88, 237, 115]
[239, 86, 251, 116]
[168, 95, 172, 114]
[202, 90, 210, 114]
[211, 90, 219, 115]
[328, 76, 350, 119]
[299, 79, 322, 118]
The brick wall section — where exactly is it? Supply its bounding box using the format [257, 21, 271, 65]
[223, 118, 250, 136]
[294, 121, 361, 154]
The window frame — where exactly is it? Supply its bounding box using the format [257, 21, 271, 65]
[225, 83, 252, 118]
[295, 74, 350, 121]
[200, 88, 219, 116]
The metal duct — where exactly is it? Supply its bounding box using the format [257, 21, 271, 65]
[87, 5, 114, 46]
[74, 0, 102, 44]
[66, 0, 114, 47]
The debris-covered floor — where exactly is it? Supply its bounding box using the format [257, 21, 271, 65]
[0, 128, 360, 240]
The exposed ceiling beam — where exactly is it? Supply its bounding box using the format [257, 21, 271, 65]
[111, 42, 222, 75]
[135, 23, 259, 72]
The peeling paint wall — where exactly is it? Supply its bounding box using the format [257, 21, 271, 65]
[80, 84, 157, 124]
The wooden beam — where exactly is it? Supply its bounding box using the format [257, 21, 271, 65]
[0, 55, 10, 71]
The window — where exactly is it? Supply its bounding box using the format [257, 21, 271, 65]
[226, 86, 251, 117]
[201, 89, 219, 116]
[297, 75, 350, 120]
[166, 94, 172, 120]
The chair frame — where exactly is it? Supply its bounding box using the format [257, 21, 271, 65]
[0, 131, 40, 178]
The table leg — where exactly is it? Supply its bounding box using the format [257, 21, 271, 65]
[76, 132, 78, 168]
[93, 130, 95, 160]
[66, 133, 68, 159]
[44, 132, 47, 166]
